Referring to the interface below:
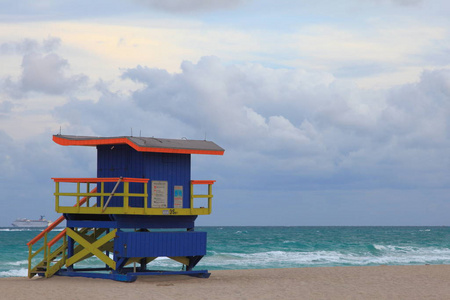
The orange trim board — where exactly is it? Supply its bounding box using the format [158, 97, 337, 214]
[191, 180, 216, 185]
[51, 177, 149, 183]
[53, 136, 224, 155]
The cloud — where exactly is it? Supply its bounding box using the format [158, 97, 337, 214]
[1, 1, 450, 226]
[365, 0, 423, 6]
[19, 52, 87, 95]
[2, 54, 88, 97]
[388, 0, 423, 6]
[1, 37, 87, 97]
[0, 128, 98, 222]
[0, 101, 13, 117]
[0, 37, 61, 55]
[49, 56, 450, 193]
[2, 53, 450, 225]
[132, 0, 246, 12]
[292, 23, 446, 84]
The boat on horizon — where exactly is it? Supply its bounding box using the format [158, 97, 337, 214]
[11, 216, 52, 228]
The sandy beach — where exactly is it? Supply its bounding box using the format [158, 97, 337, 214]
[1, 265, 450, 300]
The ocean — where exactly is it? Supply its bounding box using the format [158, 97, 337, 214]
[1, 226, 450, 277]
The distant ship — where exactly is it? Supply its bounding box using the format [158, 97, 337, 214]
[11, 216, 52, 228]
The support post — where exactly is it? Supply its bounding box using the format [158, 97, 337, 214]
[208, 183, 213, 214]
[76, 182, 80, 212]
[100, 182, 104, 210]
[190, 181, 194, 214]
[86, 182, 90, 207]
[123, 181, 129, 213]
[55, 181, 60, 212]
[67, 231, 74, 272]
[144, 182, 148, 213]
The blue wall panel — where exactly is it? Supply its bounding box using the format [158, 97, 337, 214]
[114, 231, 207, 257]
[96, 145, 191, 208]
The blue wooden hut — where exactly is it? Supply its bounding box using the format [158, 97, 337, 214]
[27, 135, 224, 282]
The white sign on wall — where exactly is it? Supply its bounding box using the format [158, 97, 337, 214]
[174, 186, 183, 208]
[151, 180, 168, 208]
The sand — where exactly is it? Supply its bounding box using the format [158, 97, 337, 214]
[1, 265, 450, 300]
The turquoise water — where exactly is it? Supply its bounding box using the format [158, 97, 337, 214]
[1, 226, 450, 277]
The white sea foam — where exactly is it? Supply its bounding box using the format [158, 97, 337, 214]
[373, 244, 387, 251]
[234, 231, 248, 234]
[5, 246, 450, 276]
[5, 260, 28, 266]
[69, 255, 179, 270]
[201, 250, 347, 268]
[0, 268, 27, 277]
[366, 245, 450, 265]
[200, 245, 450, 269]
[0, 228, 50, 232]
[0, 227, 64, 232]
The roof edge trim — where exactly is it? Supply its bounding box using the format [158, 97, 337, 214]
[52, 135, 225, 155]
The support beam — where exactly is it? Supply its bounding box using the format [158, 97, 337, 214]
[66, 228, 117, 269]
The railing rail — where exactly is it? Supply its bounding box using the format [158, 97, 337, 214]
[53, 177, 149, 214]
[102, 177, 123, 212]
[190, 180, 216, 214]
[52, 178, 215, 216]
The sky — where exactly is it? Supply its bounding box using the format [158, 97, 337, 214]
[0, 0, 450, 226]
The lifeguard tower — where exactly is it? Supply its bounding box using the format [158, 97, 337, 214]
[27, 134, 224, 281]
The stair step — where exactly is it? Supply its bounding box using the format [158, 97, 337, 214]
[27, 215, 71, 280]
[31, 271, 46, 275]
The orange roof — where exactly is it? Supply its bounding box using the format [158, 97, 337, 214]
[53, 135, 224, 155]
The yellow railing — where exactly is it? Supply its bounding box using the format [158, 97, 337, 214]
[190, 180, 215, 215]
[53, 178, 215, 216]
[53, 177, 149, 213]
